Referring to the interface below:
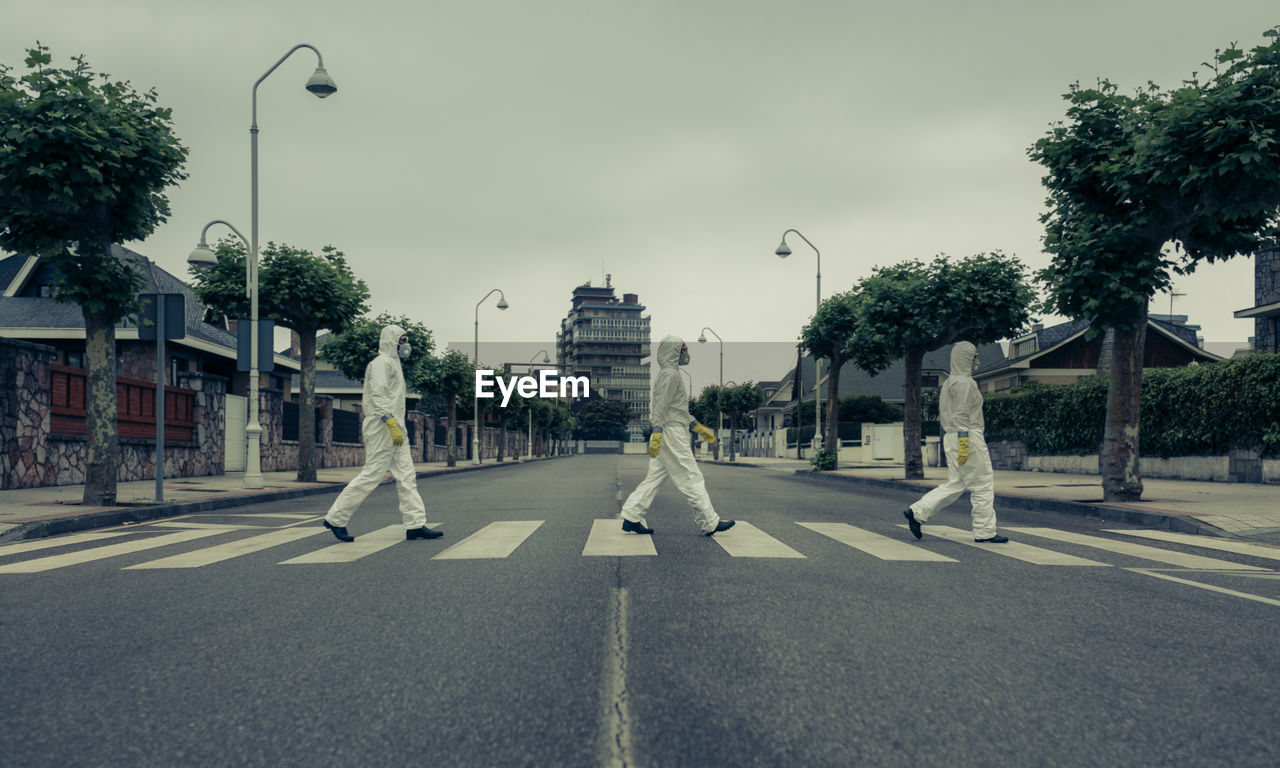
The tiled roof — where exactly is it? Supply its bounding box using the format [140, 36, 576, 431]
[0, 246, 236, 352]
[0, 253, 28, 292]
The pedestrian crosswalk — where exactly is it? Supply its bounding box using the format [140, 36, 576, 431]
[1, 519, 1279, 580]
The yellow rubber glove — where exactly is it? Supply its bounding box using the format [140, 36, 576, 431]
[957, 432, 969, 466]
[693, 424, 716, 444]
[648, 431, 663, 458]
[385, 416, 406, 447]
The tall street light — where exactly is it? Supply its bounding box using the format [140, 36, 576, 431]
[231, 43, 337, 489]
[474, 288, 509, 464]
[775, 229, 822, 452]
[527, 349, 550, 461]
[697, 327, 723, 460]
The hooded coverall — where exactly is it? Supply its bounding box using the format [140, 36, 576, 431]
[324, 325, 428, 530]
[908, 341, 998, 539]
[621, 335, 722, 534]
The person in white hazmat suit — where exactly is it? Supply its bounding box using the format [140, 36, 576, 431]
[322, 325, 443, 543]
[902, 341, 1008, 543]
[620, 335, 736, 536]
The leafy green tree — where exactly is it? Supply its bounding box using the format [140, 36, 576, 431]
[800, 291, 860, 455]
[0, 45, 188, 505]
[837, 395, 904, 426]
[573, 398, 631, 440]
[1030, 27, 1280, 500]
[430, 349, 475, 466]
[850, 253, 1034, 479]
[191, 242, 370, 481]
[719, 382, 765, 462]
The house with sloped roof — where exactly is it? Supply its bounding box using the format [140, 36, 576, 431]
[752, 343, 1006, 433]
[1, 246, 299, 389]
[973, 316, 1220, 394]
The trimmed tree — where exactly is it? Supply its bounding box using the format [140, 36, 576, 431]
[0, 45, 188, 505]
[190, 241, 369, 482]
[720, 382, 766, 462]
[800, 291, 860, 456]
[850, 253, 1034, 479]
[1030, 27, 1280, 500]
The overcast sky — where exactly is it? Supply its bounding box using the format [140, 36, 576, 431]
[4, 1, 1276, 385]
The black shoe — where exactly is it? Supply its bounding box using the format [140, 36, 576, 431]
[323, 519, 354, 542]
[975, 535, 1009, 543]
[903, 509, 922, 540]
[406, 526, 443, 540]
[704, 520, 735, 537]
[622, 519, 654, 535]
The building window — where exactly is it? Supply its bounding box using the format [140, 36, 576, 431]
[65, 351, 86, 369]
[921, 374, 939, 388]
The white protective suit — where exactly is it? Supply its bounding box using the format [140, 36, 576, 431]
[908, 341, 997, 539]
[324, 325, 428, 529]
[620, 335, 721, 533]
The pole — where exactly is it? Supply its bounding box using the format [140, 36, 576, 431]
[474, 308, 480, 465]
[154, 296, 165, 502]
[245, 87, 264, 489]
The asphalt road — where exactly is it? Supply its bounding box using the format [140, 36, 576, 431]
[1, 455, 1277, 768]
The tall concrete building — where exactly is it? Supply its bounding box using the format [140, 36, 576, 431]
[556, 276, 651, 441]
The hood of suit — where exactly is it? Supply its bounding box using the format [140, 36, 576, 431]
[380, 324, 406, 359]
[949, 341, 977, 376]
[656, 335, 684, 370]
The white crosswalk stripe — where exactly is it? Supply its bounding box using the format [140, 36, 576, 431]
[583, 520, 657, 557]
[798, 522, 957, 562]
[709, 521, 805, 558]
[124, 527, 326, 569]
[0, 530, 144, 558]
[904, 525, 1111, 566]
[1104, 529, 1280, 562]
[432, 521, 543, 560]
[1004, 527, 1269, 571]
[280, 523, 444, 564]
[2, 518, 1277, 576]
[0, 529, 228, 573]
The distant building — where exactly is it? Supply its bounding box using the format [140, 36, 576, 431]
[556, 276, 651, 441]
[1235, 246, 1280, 353]
[974, 317, 1220, 394]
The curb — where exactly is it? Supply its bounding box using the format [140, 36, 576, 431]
[787, 469, 1235, 538]
[0, 457, 546, 543]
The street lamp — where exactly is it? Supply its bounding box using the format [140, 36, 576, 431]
[697, 327, 723, 460]
[526, 349, 550, 460]
[474, 288, 509, 464]
[218, 43, 337, 489]
[775, 229, 822, 452]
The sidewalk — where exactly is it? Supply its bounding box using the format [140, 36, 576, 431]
[0, 457, 542, 542]
[698, 454, 1280, 542]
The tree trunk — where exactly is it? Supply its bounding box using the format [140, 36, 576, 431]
[903, 347, 924, 480]
[82, 304, 118, 506]
[446, 395, 457, 467]
[1101, 305, 1147, 501]
[729, 413, 738, 462]
[824, 350, 842, 455]
[296, 328, 318, 482]
[497, 421, 506, 462]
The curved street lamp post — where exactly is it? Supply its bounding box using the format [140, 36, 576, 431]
[697, 327, 723, 460]
[775, 229, 822, 452]
[473, 289, 509, 464]
[526, 349, 550, 460]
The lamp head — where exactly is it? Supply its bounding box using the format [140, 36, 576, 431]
[698, 334, 707, 344]
[305, 66, 337, 98]
[497, 297, 509, 310]
[187, 241, 217, 271]
[541, 354, 550, 364]
[775, 239, 792, 258]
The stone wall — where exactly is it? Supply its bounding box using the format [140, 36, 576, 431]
[1, 339, 227, 489]
[1, 339, 55, 488]
[989, 439, 1279, 484]
[1255, 247, 1279, 353]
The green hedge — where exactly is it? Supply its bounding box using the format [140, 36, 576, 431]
[983, 354, 1280, 458]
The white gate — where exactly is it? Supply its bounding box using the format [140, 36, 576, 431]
[225, 394, 247, 472]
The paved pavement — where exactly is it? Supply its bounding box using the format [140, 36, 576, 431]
[2, 451, 1277, 543]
